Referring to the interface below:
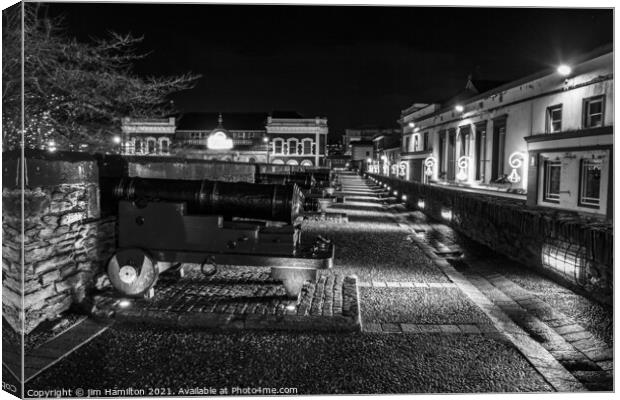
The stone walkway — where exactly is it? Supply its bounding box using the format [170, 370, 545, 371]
[335, 171, 612, 392]
[98, 267, 360, 332]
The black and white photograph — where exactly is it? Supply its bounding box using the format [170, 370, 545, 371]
[1, 1, 615, 398]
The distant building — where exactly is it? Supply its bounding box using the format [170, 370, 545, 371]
[342, 126, 401, 155]
[266, 112, 328, 167]
[399, 45, 613, 220]
[121, 117, 176, 156]
[349, 140, 374, 170]
[121, 111, 329, 167]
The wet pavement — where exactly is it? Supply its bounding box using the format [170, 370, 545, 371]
[25, 170, 612, 394]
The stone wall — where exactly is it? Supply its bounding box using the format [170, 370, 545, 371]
[98, 154, 258, 183]
[367, 173, 613, 305]
[2, 153, 116, 333]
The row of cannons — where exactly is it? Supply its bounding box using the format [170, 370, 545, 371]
[102, 169, 339, 299]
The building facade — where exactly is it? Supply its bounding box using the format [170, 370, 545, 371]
[342, 126, 401, 155]
[121, 117, 176, 156]
[265, 113, 328, 167]
[121, 111, 329, 167]
[399, 46, 613, 219]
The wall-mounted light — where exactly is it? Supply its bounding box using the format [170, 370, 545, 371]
[557, 64, 572, 77]
[401, 194, 407, 201]
[455, 105, 464, 113]
[441, 208, 452, 221]
[414, 127, 420, 133]
[263, 136, 270, 143]
[417, 199, 425, 209]
[408, 122, 415, 128]
[393, 190, 398, 196]
[119, 299, 132, 308]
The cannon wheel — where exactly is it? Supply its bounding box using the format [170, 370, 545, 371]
[200, 256, 218, 277]
[107, 248, 158, 297]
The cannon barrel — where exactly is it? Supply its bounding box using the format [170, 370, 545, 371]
[106, 177, 303, 224]
[257, 171, 332, 188]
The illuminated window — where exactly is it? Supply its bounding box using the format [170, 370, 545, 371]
[579, 159, 602, 208]
[413, 135, 419, 151]
[543, 160, 561, 203]
[134, 139, 142, 154]
[583, 96, 604, 128]
[546, 104, 562, 133]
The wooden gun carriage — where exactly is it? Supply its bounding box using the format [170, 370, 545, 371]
[104, 177, 334, 298]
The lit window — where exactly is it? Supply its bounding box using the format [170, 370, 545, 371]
[543, 160, 561, 203]
[546, 104, 562, 133]
[583, 96, 604, 128]
[579, 159, 602, 208]
[147, 140, 156, 154]
[414, 135, 419, 151]
[134, 139, 142, 154]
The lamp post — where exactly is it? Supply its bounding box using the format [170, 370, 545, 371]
[263, 136, 270, 164]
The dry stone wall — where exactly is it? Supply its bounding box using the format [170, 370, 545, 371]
[2, 154, 116, 334]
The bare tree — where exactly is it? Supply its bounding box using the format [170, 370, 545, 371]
[2, 4, 199, 152]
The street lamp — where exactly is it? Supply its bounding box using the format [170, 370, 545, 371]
[557, 64, 572, 77]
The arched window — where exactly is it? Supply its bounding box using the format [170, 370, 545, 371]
[134, 139, 142, 154]
[248, 157, 256, 163]
[301, 160, 313, 167]
[288, 139, 298, 155]
[146, 137, 157, 154]
[286, 159, 299, 166]
[272, 159, 285, 164]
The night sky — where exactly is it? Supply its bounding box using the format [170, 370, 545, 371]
[45, 3, 613, 141]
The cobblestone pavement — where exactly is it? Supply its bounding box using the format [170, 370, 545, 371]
[23, 171, 611, 394]
[353, 172, 612, 392]
[96, 267, 360, 332]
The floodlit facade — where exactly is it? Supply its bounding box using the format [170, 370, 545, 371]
[121, 117, 176, 156]
[121, 111, 329, 166]
[266, 113, 328, 167]
[399, 45, 613, 219]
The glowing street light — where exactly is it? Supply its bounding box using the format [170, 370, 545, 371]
[112, 135, 122, 144]
[454, 104, 464, 113]
[557, 64, 572, 76]
[262, 136, 269, 143]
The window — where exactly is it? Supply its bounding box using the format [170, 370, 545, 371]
[147, 139, 156, 154]
[160, 138, 169, 154]
[546, 104, 562, 133]
[491, 118, 506, 181]
[423, 132, 429, 151]
[583, 96, 604, 128]
[134, 139, 142, 154]
[413, 135, 419, 151]
[303, 140, 312, 154]
[579, 159, 602, 208]
[288, 139, 298, 155]
[543, 160, 561, 203]
[274, 139, 283, 154]
[404, 137, 410, 152]
[474, 122, 487, 181]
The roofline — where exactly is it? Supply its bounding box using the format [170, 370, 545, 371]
[401, 43, 613, 122]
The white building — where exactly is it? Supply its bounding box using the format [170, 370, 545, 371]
[121, 117, 176, 156]
[266, 113, 328, 167]
[399, 45, 612, 220]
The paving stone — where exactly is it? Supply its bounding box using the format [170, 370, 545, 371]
[371, 281, 387, 288]
[363, 323, 382, 333]
[554, 324, 587, 335]
[399, 282, 414, 288]
[385, 282, 401, 287]
[400, 323, 421, 333]
[417, 325, 442, 333]
[381, 323, 402, 333]
[459, 324, 482, 334]
[438, 324, 461, 334]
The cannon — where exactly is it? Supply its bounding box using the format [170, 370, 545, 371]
[104, 177, 334, 298]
